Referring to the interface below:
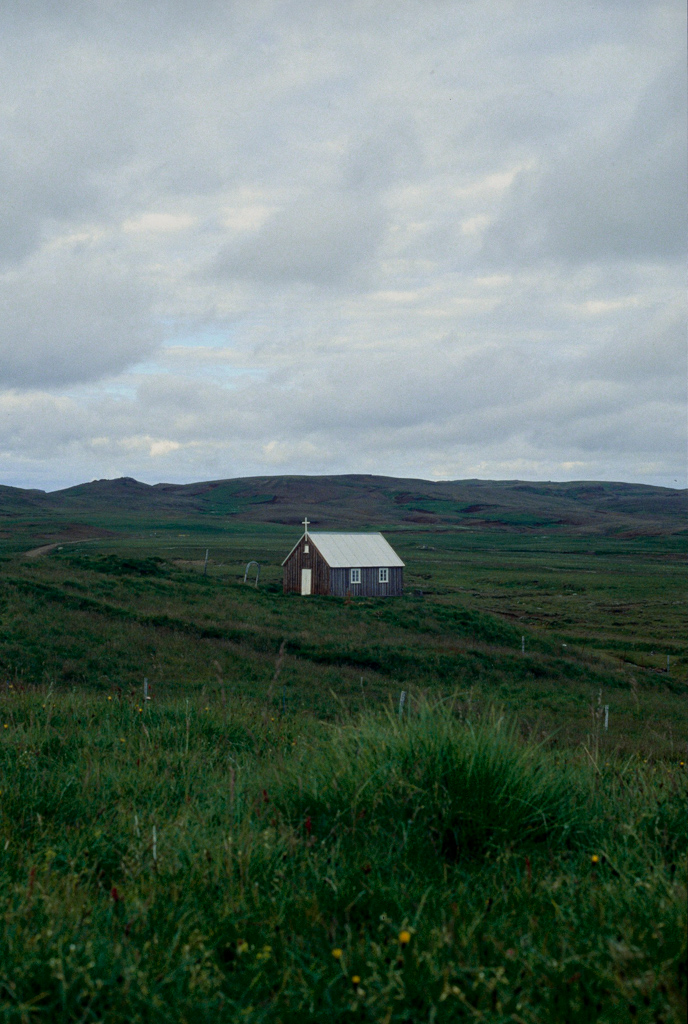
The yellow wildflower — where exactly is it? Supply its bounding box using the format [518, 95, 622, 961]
[399, 930, 411, 945]
[351, 975, 361, 984]
[332, 948, 342, 959]
[591, 854, 599, 864]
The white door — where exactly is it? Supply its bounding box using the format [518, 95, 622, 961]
[301, 568, 312, 595]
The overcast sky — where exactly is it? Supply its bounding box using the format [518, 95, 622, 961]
[1, 0, 685, 491]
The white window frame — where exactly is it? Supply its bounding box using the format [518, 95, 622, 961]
[350, 568, 361, 584]
[378, 567, 389, 584]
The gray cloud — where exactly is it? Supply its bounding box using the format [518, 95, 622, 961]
[483, 60, 687, 266]
[582, 302, 687, 391]
[211, 127, 421, 286]
[213, 192, 386, 286]
[0, 246, 160, 388]
[0, 0, 684, 488]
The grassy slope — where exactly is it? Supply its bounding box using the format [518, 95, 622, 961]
[0, 694, 685, 1023]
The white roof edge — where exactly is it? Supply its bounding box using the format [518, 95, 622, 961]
[281, 532, 305, 566]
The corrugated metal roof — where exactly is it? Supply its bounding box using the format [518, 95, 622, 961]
[308, 532, 404, 568]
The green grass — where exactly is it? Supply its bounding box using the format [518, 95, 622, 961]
[272, 704, 592, 858]
[0, 518, 685, 1019]
[0, 690, 685, 1022]
[0, 526, 685, 756]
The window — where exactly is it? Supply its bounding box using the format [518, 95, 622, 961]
[379, 567, 389, 584]
[350, 568, 361, 584]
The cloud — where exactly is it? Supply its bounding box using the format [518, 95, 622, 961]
[0, 244, 161, 388]
[0, 0, 684, 488]
[211, 126, 421, 286]
[212, 192, 387, 286]
[483, 60, 687, 266]
[582, 299, 687, 391]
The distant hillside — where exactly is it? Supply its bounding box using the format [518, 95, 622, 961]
[0, 474, 685, 537]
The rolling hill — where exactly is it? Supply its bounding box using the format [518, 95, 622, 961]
[0, 474, 685, 543]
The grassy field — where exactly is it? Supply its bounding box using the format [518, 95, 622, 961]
[0, 510, 685, 1020]
[1, 691, 685, 1023]
[0, 524, 685, 754]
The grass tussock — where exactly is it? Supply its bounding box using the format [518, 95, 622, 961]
[274, 705, 591, 860]
[0, 689, 686, 1023]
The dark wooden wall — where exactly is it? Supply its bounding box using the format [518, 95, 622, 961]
[282, 536, 330, 594]
[329, 566, 403, 597]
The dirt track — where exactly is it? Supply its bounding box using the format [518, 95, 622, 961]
[24, 539, 97, 558]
